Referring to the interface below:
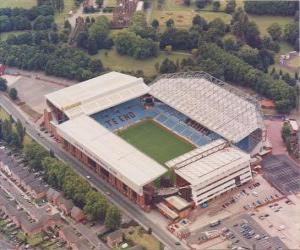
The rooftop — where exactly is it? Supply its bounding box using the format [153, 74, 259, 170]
[172, 140, 250, 186]
[46, 72, 149, 119]
[57, 115, 167, 195]
[156, 202, 179, 220]
[164, 195, 191, 211]
[150, 72, 263, 143]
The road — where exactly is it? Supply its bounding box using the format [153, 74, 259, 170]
[0, 94, 186, 250]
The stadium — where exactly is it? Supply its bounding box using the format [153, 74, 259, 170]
[43, 71, 265, 210]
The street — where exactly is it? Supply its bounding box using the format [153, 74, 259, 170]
[0, 94, 186, 250]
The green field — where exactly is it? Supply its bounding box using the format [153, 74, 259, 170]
[0, 0, 36, 8]
[118, 120, 195, 165]
[248, 15, 293, 35]
[94, 49, 190, 77]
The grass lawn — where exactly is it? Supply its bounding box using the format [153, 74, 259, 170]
[287, 55, 300, 67]
[269, 42, 296, 74]
[118, 120, 195, 165]
[0, 107, 9, 120]
[0, 0, 36, 8]
[105, 0, 117, 7]
[124, 226, 161, 250]
[248, 15, 293, 35]
[93, 49, 190, 77]
[151, 9, 231, 29]
[150, 0, 232, 29]
[16, 231, 26, 241]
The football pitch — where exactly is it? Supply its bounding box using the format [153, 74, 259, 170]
[118, 120, 195, 165]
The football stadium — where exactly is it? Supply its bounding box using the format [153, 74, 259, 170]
[43, 71, 265, 211]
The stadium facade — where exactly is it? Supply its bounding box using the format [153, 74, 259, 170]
[43, 71, 265, 209]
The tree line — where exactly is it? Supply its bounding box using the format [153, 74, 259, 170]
[0, 5, 55, 32]
[244, 1, 298, 16]
[0, 118, 122, 230]
[0, 41, 104, 81]
[196, 43, 297, 113]
[0, 116, 25, 149]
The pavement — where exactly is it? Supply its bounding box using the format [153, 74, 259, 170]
[0, 94, 186, 250]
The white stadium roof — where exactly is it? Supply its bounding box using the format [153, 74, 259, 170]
[46, 72, 149, 119]
[171, 140, 250, 187]
[56, 115, 167, 195]
[150, 72, 263, 143]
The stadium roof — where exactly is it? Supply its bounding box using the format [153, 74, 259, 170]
[46, 72, 149, 119]
[172, 140, 251, 187]
[150, 72, 263, 143]
[56, 115, 167, 195]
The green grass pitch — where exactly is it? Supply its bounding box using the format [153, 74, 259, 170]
[118, 120, 195, 165]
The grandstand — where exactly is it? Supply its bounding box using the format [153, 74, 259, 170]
[44, 71, 264, 209]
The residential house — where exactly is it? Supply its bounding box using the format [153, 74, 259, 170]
[46, 188, 63, 204]
[106, 229, 123, 248]
[57, 196, 74, 215]
[71, 206, 86, 222]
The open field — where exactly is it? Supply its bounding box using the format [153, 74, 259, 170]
[151, 9, 231, 29]
[248, 15, 293, 35]
[94, 49, 190, 76]
[118, 120, 195, 165]
[0, 0, 36, 8]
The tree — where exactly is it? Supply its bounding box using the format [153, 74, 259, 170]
[16, 119, 25, 143]
[84, 191, 108, 220]
[225, 0, 236, 14]
[244, 1, 298, 16]
[88, 16, 111, 50]
[64, 20, 71, 30]
[267, 23, 282, 41]
[183, 0, 191, 6]
[24, 142, 49, 170]
[1, 119, 13, 143]
[196, 0, 208, 9]
[166, 18, 174, 29]
[159, 58, 177, 73]
[212, 1, 220, 11]
[192, 15, 207, 30]
[9, 88, 18, 100]
[237, 45, 259, 67]
[96, 0, 103, 7]
[76, 31, 89, 49]
[223, 37, 238, 51]
[151, 19, 159, 30]
[10, 131, 21, 148]
[104, 205, 121, 230]
[0, 77, 7, 91]
[197, 43, 296, 113]
[113, 30, 158, 59]
[281, 122, 291, 142]
[283, 22, 299, 50]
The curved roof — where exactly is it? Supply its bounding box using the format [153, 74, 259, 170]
[150, 72, 263, 143]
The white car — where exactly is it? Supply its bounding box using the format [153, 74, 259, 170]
[86, 175, 91, 179]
